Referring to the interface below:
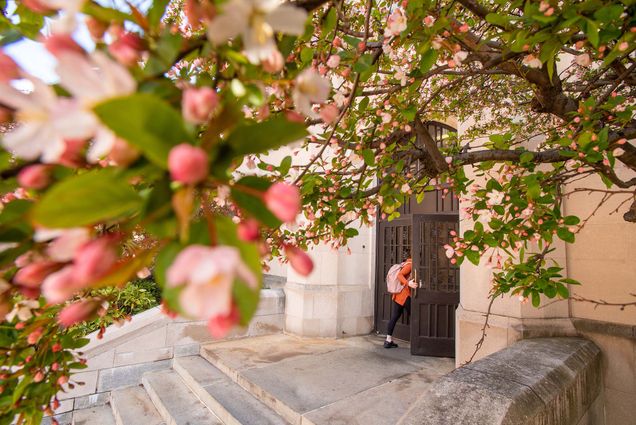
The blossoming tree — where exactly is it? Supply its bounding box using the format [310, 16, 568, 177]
[0, 0, 634, 422]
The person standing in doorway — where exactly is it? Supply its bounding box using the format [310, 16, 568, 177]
[385, 258, 418, 348]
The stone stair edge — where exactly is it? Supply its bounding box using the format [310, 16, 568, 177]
[173, 356, 290, 425]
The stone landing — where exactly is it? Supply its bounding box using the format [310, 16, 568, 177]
[200, 334, 455, 425]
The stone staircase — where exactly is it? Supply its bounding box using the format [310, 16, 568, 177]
[46, 353, 288, 425]
[44, 334, 455, 425]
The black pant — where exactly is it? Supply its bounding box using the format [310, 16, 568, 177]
[386, 297, 411, 336]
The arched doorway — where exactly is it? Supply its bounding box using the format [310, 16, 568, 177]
[374, 122, 459, 357]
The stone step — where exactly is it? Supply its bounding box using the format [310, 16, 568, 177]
[173, 356, 288, 425]
[142, 369, 222, 425]
[110, 385, 165, 425]
[72, 404, 116, 425]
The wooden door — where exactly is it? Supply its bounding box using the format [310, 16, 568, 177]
[410, 214, 460, 357]
[374, 217, 411, 342]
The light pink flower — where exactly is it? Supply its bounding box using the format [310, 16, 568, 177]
[285, 245, 313, 276]
[319, 104, 339, 124]
[424, 16, 435, 27]
[385, 8, 407, 37]
[166, 245, 257, 320]
[292, 68, 330, 118]
[182, 87, 219, 124]
[264, 182, 301, 223]
[17, 165, 52, 189]
[34, 227, 91, 262]
[261, 50, 284, 73]
[326, 55, 341, 68]
[42, 266, 80, 303]
[575, 53, 591, 66]
[523, 54, 542, 69]
[168, 144, 209, 184]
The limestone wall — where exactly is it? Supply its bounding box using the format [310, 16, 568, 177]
[51, 289, 285, 417]
[401, 338, 603, 425]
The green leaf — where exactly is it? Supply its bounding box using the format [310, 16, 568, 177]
[226, 116, 308, 156]
[531, 291, 541, 307]
[12, 376, 31, 404]
[556, 282, 569, 298]
[279, 156, 292, 175]
[231, 176, 281, 228]
[147, 0, 170, 27]
[300, 47, 314, 63]
[32, 170, 143, 228]
[485, 13, 510, 28]
[585, 19, 600, 47]
[94, 93, 191, 168]
[465, 250, 480, 266]
[563, 216, 580, 225]
[362, 149, 375, 166]
[419, 49, 437, 74]
[520, 151, 534, 163]
[556, 227, 575, 243]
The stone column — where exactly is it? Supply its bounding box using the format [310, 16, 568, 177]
[283, 223, 376, 338]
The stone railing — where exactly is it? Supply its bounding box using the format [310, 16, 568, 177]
[399, 337, 603, 425]
[52, 288, 285, 417]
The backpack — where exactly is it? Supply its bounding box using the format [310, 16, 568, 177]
[386, 261, 408, 293]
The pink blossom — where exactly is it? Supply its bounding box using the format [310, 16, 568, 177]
[618, 42, 629, 51]
[262, 50, 284, 73]
[73, 237, 118, 284]
[182, 87, 219, 124]
[14, 261, 60, 288]
[385, 8, 408, 37]
[207, 304, 240, 339]
[238, 219, 260, 242]
[17, 165, 52, 189]
[166, 245, 256, 321]
[107, 138, 140, 166]
[27, 327, 43, 345]
[23, 0, 55, 13]
[0, 52, 19, 82]
[108, 32, 145, 66]
[523, 54, 542, 69]
[168, 144, 209, 184]
[36, 227, 91, 262]
[423, 16, 435, 27]
[575, 53, 591, 66]
[43, 34, 85, 58]
[42, 266, 81, 303]
[326, 55, 341, 68]
[264, 182, 301, 223]
[285, 245, 314, 276]
[57, 300, 100, 328]
[319, 104, 339, 124]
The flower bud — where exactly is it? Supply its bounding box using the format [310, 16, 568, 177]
[58, 300, 100, 328]
[0, 52, 20, 83]
[108, 139, 140, 166]
[14, 261, 60, 288]
[285, 245, 314, 276]
[262, 50, 284, 73]
[27, 327, 44, 345]
[207, 304, 240, 339]
[23, 0, 55, 13]
[17, 165, 52, 189]
[57, 375, 68, 386]
[238, 219, 260, 241]
[33, 371, 45, 383]
[85, 17, 108, 41]
[108, 32, 145, 66]
[42, 266, 78, 303]
[326, 55, 341, 68]
[182, 87, 219, 124]
[43, 34, 85, 58]
[264, 182, 301, 223]
[168, 144, 209, 184]
[73, 237, 118, 285]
